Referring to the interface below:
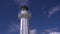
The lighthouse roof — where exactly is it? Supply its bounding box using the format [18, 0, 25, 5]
[21, 5, 28, 10]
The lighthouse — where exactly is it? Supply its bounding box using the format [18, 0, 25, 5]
[18, 5, 31, 34]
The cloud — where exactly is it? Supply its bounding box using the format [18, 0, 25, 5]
[49, 32, 60, 34]
[7, 23, 19, 34]
[48, 5, 60, 18]
[42, 27, 59, 34]
[8, 24, 19, 32]
[44, 27, 58, 33]
[7, 23, 37, 34]
[30, 29, 37, 34]
[14, 0, 29, 6]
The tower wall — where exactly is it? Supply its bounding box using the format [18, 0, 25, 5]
[20, 17, 29, 34]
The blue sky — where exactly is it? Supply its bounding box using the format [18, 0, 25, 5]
[0, 0, 60, 34]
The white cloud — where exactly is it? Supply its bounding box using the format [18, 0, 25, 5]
[42, 32, 46, 34]
[8, 24, 19, 32]
[7, 23, 19, 34]
[30, 29, 37, 34]
[45, 27, 58, 33]
[48, 5, 60, 18]
[7, 23, 37, 34]
[42, 27, 59, 34]
[14, 0, 29, 6]
[49, 32, 60, 34]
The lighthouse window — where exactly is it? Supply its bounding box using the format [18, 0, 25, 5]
[21, 11, 26, 14]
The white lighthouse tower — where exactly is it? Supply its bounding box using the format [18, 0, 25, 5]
[18, 5, 31, 34]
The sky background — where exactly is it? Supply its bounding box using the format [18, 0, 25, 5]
[0, 0, 60, 34]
